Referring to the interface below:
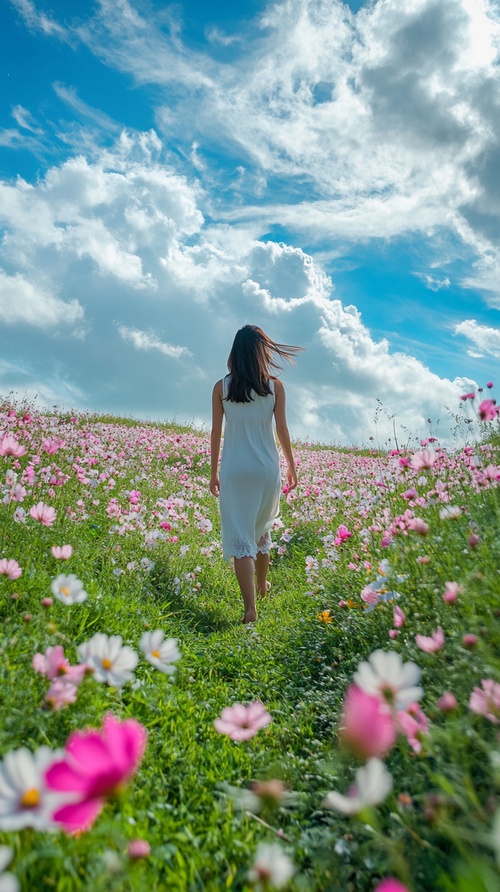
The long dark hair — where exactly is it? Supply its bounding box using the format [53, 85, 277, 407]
[225, 325, 302, 403]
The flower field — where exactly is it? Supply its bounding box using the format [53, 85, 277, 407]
[0, 396, 499, 891]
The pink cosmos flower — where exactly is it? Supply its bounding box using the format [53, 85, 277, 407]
[462, 633, 478, 648]
[0, 434, 26, 457]
[437, 692, 458, 712]
[45, 713, 148, 833]
[375, 881, 410, 892]
[128, 839, 151, 859]
[340, 685, 396, 760]
[460, 392, 475, 400]
[442, 581, 462, 603]
[407, 518, 429, 536]
[214, 702, 272, 741]
[393, 606, 406, 628]
[45, 679, 79, 711]
[487, 381, 494, 388]
[410, 449, 437, 471]
[397, 702, 429, 753]
[415, 626, 445, 653]
[51, 545, 73, 560]
[0, 558, 22, 580]
[33, 646, 87, 684]
[468, 533, 480, 548]
[468, 679, 500, 724]
[478, 399, 497, 421]
[30, 502, 57, 526]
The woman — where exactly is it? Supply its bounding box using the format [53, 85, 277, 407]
[210, 325, 301, 623]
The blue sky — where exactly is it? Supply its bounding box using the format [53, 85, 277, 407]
[1, 0, 499, 446]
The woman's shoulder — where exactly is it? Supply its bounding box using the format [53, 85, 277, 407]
[272, 377, 285, 394]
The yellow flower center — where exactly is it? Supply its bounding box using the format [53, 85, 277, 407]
[60, 587, 70, 596]
[152, 649, 160, 658]
[21, 787, 40, 808]
[102, 658, 113, 670]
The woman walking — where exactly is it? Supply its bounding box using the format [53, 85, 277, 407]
[210, 325, 301, 623]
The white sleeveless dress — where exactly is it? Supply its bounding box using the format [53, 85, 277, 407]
[219, 375, 281, 561]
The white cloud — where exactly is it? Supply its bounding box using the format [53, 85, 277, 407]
[11, 0, 69, 40]
[118, 325, 192, 358]
[414, 272, 451, 291]
[0, 270, 84, 329]
[455, 318, 500, 357]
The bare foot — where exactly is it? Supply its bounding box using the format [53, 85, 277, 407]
[257, 581, 271, 600]
[241, 610, 257, 624]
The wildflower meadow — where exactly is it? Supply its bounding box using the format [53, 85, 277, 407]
[0, 388, 499, 891]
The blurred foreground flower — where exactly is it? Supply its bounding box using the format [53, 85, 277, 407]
[354, 650, 423, 710]
[33, 645, 87, 684]
[51, 545, 73, 560]
[437, 692, 458, 712]
[0, 559, 22, 580]
[375, 881, 410, 892]
[139, 631, 181, 675]
[469, 679, 500, 724]
[214, 702, 271, 741]
[0, 435, 26, 457]
[51, 574, 88, 605]
[0, 746, 61, 831]
[323, 758, 393, 815]
[340, 685, 396, 760]
[317, 609, 332, 623]
[45, 714, 147, 834]
[415, 627, 445, 653]
[0, 846, 19, 892]
[77, 633, 138, 687]
[247, 842, 294, 890]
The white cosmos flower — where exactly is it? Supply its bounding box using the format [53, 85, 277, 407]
[247, 843, 294, 890]
[51, 574, 88, 605]
[0, 747, 62, 832]
[139, 631, 181, 675]
[354, 649, 423, 710]
[77, 633, 138, 687]
[0, 846, 19, 892]
[323, 758, 393, 815]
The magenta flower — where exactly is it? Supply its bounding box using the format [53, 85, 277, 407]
[462, 633, 479, 648]
[45, 714, 148, 833]
[460, 392, 475, 400]
[487, 381, 494, 388]
[468, 533, 480, 548]
[30, 502, 57, 526]
[415, 626, 445, 653]
[214, 702, 271, 741]
[51, 545, 73, 560]
[0, 434, 26, 457]
[0, 558, 22, 580]
[437, 692, 458, 712]
[375, 881, 410, 892]
[468, 680, 500, 724]
[340, 685, 396, 760]
[478, 399, 497, 421]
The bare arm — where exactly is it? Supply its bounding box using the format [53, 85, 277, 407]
[210, 380, 224, 496]
[273, 379, 298, 491]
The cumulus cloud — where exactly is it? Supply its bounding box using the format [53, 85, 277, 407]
[455, 318, 500, 358]
[0, 270, 84, 329]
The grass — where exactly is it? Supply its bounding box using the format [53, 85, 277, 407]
[0, 402, 499, 891]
